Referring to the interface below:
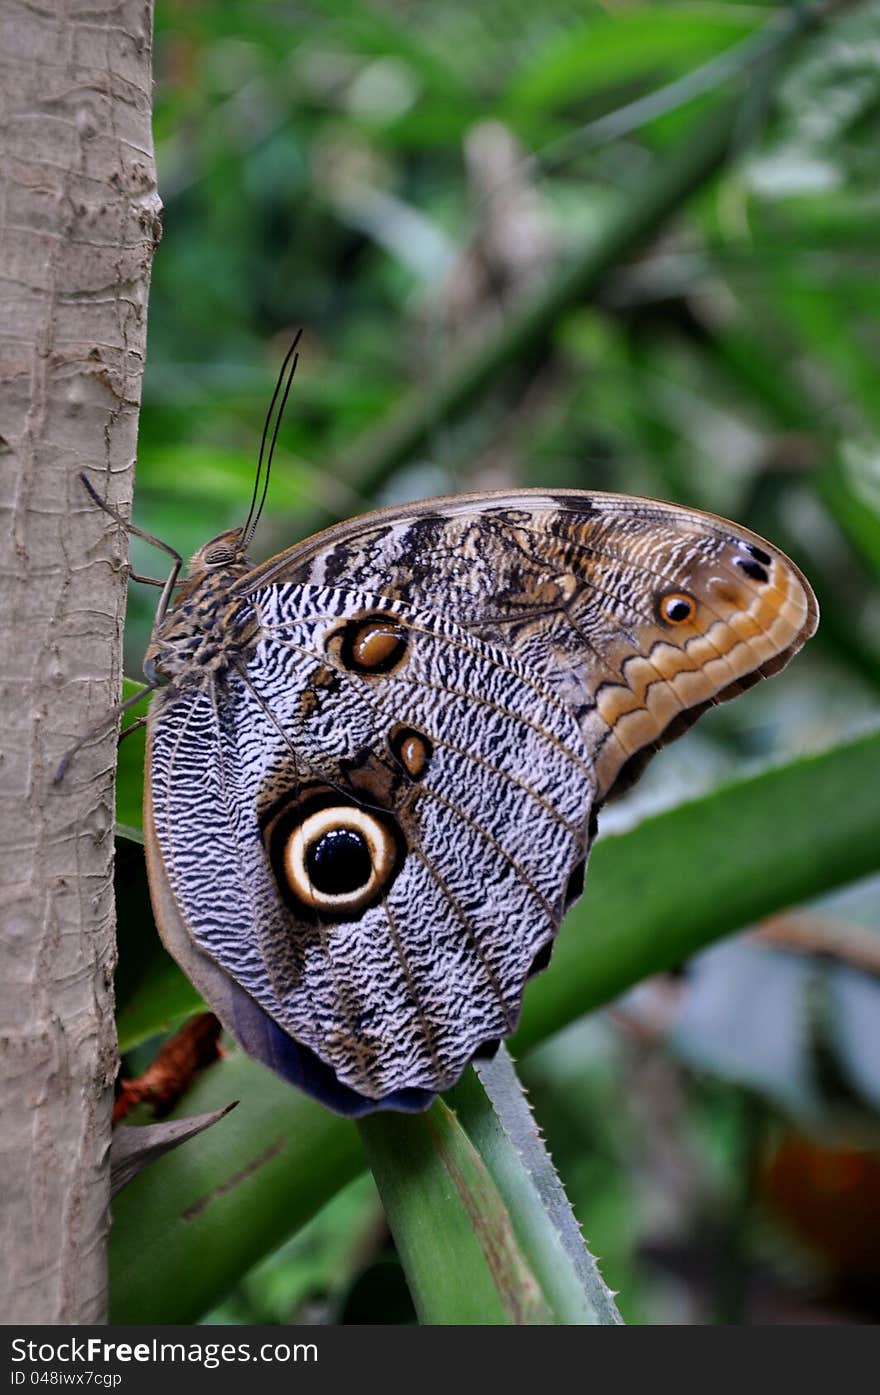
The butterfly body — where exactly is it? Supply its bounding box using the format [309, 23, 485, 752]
[142, 490, 818, 1116]
[144, 533, 257, 683]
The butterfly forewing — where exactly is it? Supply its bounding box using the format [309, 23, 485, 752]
[245, 491, 818, 802]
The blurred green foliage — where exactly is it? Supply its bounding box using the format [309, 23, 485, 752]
[115, 0, 880, 1324]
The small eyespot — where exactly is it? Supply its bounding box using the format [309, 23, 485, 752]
[329, 614, 409, 674]
[744, 542, 772, 566]
[658, 591, 696, 626]
[389, 725, 433, 781]
[736, 557, 770, 584]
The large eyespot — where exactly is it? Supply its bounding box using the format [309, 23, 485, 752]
[285, 806, 397, 911]
[328, 613, 409, 675]
[265, 791, 405, 918]
[657, 591, 696, 626]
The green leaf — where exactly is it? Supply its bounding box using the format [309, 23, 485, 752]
[817, 447, 880, 581]
[512, 728, 880, 1054]
[108, 1050, 365, 1324]
[109, 731, 880, 1320]
[137, 443, 315, 513]
[116, 948, 204, 1056]
[450, 1048, 623, 1324]
[359, 1098, 550, 1324]
[507, 7, 758, 111]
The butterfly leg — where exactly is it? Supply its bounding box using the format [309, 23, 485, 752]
[53, 680, 159, 784]
[79, 472, 183, 622]
[127, 568, 166, 588]
[118, 716, 148, 745]
[80, 472, 182, 567]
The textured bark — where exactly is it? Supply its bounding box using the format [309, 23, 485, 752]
[0, 0, 159, 1323]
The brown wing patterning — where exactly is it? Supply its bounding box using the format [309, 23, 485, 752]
[247, 491, 818, 802]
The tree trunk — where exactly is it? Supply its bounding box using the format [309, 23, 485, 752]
[0, 0, 159, 1323]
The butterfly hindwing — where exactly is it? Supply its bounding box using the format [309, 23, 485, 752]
[146, 584, 594, 1111]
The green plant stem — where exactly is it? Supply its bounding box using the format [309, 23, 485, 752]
[108, 1052, 365, 1324]
[358, 1099, 550, 1324]
[455, 1048, 623, 1323]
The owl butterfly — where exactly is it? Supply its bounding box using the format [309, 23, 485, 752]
[118, 346, 818, 1117]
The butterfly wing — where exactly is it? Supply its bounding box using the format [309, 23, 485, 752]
[145, 490, 817, 1114]
[244, 490, 818, 802]
[145, 584, 594, 1114]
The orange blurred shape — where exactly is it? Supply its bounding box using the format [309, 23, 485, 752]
[761, 1134, 880, 1279]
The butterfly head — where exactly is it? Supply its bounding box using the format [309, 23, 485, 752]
[187, 528, 253, 580]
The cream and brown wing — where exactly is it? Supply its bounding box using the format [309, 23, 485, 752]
[243, 490, 818, 804]
[146, 488, 816, 1114]
[147, 585, 594, 1111]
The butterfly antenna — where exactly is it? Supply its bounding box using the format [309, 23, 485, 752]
[242, 328, 303, 548]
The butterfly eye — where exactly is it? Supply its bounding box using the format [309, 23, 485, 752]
[200, 531, 243, 567]
[203, 544, 235, 566]
[279, 805, 401, 915]
[658, 592, 696, 626]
